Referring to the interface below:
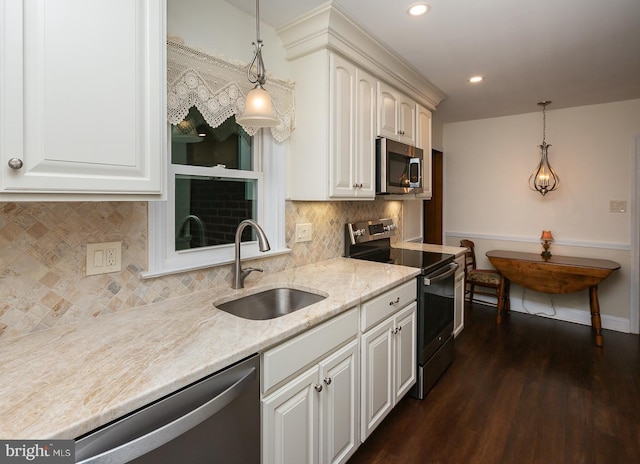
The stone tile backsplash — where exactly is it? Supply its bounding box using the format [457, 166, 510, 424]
[0, 199, 404, 339]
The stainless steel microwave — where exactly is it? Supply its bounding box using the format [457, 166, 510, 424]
[375, 138, 423, 194]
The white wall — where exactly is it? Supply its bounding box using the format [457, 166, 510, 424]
[168, 0, 290, 78]
[443, 99, 640, 330]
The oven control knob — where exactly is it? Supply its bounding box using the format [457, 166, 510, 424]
[383, 224, 396, 232]
[353, 228, 366, 237]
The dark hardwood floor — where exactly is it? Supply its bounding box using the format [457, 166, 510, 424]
[348, 303, 640, 464]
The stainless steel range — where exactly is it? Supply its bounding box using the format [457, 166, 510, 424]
[345, 218, 457, 399]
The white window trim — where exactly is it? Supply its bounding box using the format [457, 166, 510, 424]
[142, 127, 289, 279]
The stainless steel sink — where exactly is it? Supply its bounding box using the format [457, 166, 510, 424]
[215, 288, 327, 320]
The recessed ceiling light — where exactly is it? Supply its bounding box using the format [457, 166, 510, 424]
[408, 3, 430, 16]
[469, 76, 484, 83]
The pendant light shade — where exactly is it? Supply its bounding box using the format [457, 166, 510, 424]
[237, 84, 278, 127]
[529, 101, 559, 196]
[236, 0, 278, 128]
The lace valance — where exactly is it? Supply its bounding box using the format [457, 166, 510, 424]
[167, 37, 295, 142]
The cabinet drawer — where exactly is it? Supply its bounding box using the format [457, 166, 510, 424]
[360, 280, 417, 332]
[262, 307, 358, 394]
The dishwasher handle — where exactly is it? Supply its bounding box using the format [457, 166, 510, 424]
[423, 262, 458, 285]
[77, 365, 257, 464]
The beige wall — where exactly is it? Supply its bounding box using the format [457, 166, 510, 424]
[168, 0, 290, 78]
[443, 99, 640, 329]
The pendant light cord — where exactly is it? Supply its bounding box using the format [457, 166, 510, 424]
[255, 0, 261, 42]
[247, 0, 266, 86]
[542, 104, 546, 144]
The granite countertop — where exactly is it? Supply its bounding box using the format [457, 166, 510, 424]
[0, 257, 419, 440]
[394, 241, 467, 257]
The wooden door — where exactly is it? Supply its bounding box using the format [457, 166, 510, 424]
[424, 149, 443, 244]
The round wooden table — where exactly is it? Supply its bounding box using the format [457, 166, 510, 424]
[486, 250, 621, 347]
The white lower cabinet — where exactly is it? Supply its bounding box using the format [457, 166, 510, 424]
[359, 279, 417, 441]
[262, 309, 359, 464]
[360, 302, 416, 440]
[454, 255, 465, 337]
[262, 280, 419, 460]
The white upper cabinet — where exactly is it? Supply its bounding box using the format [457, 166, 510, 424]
[416, 104, 433, 199]
[0, 0, 166, 199]
[330, 54, 376, 199]
[377, 82, 416, 146]
[277, 3, 445, 202]
[286, 50, 375, 201]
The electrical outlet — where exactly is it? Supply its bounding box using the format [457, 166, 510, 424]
[86, 241, 122, 275]
[295, 223, 313, 243]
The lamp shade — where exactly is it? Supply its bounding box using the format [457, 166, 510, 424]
[540, 230, 554, 241]
[236, 85, 278, 127]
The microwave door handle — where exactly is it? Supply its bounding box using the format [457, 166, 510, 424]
[423, 262, 458, 285]
[409, 157, 421, 186]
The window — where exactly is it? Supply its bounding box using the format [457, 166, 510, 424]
[145, 110, 288, 278]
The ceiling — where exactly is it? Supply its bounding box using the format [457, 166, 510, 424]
[225, 0, 640, 123]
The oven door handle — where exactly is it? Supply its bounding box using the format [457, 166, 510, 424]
[423, 262, 458, 285]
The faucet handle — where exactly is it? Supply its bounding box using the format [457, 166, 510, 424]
[244, 267, 263, 273]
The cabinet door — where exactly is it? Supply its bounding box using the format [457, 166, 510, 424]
[377, 82, 398, 140]
[397, 96, 416, 146]
[320, 340, 359, 464]
[0, 0, 165, 195]
[329, 54, 356, 198]
[394, 303, 417, 402]
[454, 256, 465, 337]
[263, 367, 320, 464]
[416, 105, 433, 199]
[353, 68, 376, 198]
[360, 318, 394, 441]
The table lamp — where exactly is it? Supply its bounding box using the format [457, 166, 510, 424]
[540, 230, 554, 260]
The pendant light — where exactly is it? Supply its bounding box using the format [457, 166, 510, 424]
[529, 101, 559, 196]
[236, 0, 278, 128]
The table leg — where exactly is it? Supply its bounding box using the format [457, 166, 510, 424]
[496, 277, 507, 324]
[589, 285, 603, 347]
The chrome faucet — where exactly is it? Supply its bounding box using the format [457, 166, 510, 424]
[232, 219, 271, 289]
[177, 214, 207, 247]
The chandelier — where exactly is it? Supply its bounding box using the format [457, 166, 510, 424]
[529, 101, 559, 196]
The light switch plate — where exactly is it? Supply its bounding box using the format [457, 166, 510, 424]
[609, 200, 627, 213]
[295, 223, 313, 243]
[86, 241, 122, 275]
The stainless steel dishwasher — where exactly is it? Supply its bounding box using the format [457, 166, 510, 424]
[75, 354, 260, 463]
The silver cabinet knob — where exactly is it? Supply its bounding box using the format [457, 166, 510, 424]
[314, 384, 323, 392]
[324, 377, 332, 385]
[8, 158, 23, 170]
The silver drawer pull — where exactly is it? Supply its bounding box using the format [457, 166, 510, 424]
[8, 158, 23, 170]
[389, 297, 400, 306]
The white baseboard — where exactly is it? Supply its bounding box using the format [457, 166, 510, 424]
[472, 295, 631, 333]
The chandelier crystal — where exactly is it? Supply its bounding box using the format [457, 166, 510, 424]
[529, 101, 559, 196]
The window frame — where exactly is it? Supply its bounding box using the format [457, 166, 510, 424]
[143, 125, 289, 278]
